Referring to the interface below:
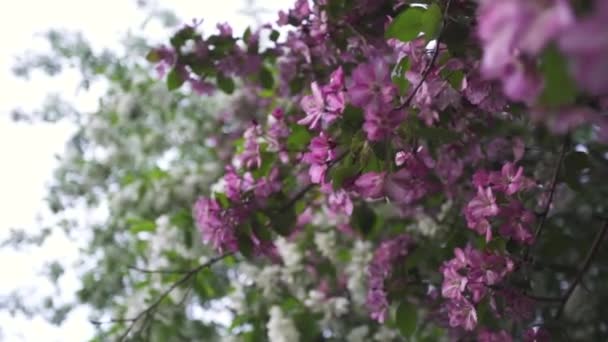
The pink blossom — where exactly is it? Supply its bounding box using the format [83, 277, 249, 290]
[298, 67, 345, 129]
[236, 123, 262, 169]
[490, 162, 526, 195]
[355, 172, 386, 199]
[362, 104, 405, 141]
[367, 235, 414, 322]
[328, 189, 354, 215]
[441, 267, 468, 299]
[467, 186, 499, 219]
[559, 0, 608, 96]
[477, 0, 573, 102]
[193, 198, 238, 253]
[348, 59, 397, 114]
[499, 202, 535, 245]
[446, 297, 478, 331]
[302, 133, 335, 184]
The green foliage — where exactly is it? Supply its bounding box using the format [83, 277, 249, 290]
[395, 301, 418, 337]
[385, 4, 443, 43]
[539, 46, 577, 106]
[385, 7, 425, 43]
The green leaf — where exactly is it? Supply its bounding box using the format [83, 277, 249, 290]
[392, 57, 411, 95]
[441, 69, 465, 90]
[287, 124, 312, 151]
[385, 7, 425, 43]
[259, 67, 274, 90]
[350, 204, 376, 236]
[289, 77, 305, 95]
[253, 151, 277, 178]
[269, 30, 280, 42]
[129, 219, 156, 234]
[170, 26, 196, 49]
[145, 49, 161, 63]
[270, 207, 297, 236]
[341, 105, 364, 134]
[421, 3, 442, 42]
[215, 192, 230, 209]
[539, 46, 577, 107]
[166, 68, 184, 90]
[216, 73, 235, 94]
[330, 157, 359, 189]
[395, 301, 418, 337]
[415, 125, 460, 144]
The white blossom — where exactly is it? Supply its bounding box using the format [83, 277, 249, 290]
[345, 240, 373, 306]
[347, 325, 370, 342]
[275, 237, 302, 269]
[373, 326, 398, 342]
[314, 230, 338, 262]
[267, 306, 300, 342]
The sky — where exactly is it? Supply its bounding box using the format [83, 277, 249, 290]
[0, 0, 285, 340]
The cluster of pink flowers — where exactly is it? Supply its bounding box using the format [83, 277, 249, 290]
[366, 234, 414, 323]
[299, 67, 346, 130]
[440, 246, 516, 331]
[350, 59, 405, 141]
[477, 0, 573, 102]
[465, 162, 536, 244]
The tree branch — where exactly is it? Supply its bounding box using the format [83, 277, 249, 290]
[396, 0, 453, 111]
[524, 138, 568, 260]
[127, 265, 193, 275]
[90, 253, 231, 340]
[277, 151, 348, 212]
[554, 220, 608, 319]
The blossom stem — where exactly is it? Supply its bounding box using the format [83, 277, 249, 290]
[554, 220, 608, 319]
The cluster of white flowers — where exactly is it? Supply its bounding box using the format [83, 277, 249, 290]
[407, 214, 441, 237]
[255, 265, 283, 299]
[314, 230, 338, 262]
[267, 306, 300, 342]
[373, 326, 399, 341]
[275, 237, 303, 271]
[346, 325, 370, 342]
[345, 240, 373, 307]
[304, 290, 349, 318]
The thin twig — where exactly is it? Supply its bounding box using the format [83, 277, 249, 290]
[524, 138, 568, 260]
[555, 221, 608, 319]
[396, 0, 453, 111]
[91, 253, 231, 340]
[127, 265, 193, 275]
[524, 293, 562, 303]
[278, 151, 348, 212]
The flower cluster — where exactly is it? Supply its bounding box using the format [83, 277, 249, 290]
[465, 162, 536, 244]
[366, 234, 414, 323]
[440, 246, 515, 331]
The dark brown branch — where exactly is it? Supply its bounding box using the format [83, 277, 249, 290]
[524, 293, 562, 303]
[524, 138, 568, 260]
[396, 0, 453, 111]
[90, 253, 231, 340]
[555, 221, 608, 319]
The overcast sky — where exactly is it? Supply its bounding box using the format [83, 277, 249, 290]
[0, 0, 285, 340]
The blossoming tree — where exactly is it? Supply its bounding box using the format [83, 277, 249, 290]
[6, 0, 608, 341]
